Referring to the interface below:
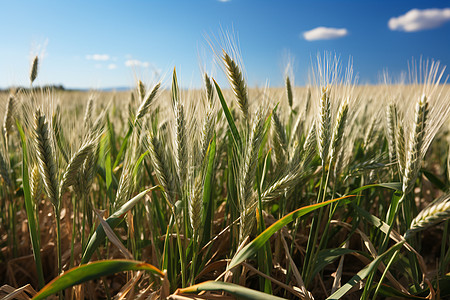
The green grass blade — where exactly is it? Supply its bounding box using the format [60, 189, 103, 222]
[113, 125, 133, 169]
[17, 119, 45, 289]
[32, 259, 164, 300]
[312, 248, 357, 279]
[227, 195, 355, 271]
[81, 187, 158, 264]
[132, 150, 149, 179]
[213, 79, 242, 150]
[201, 134, 216, 246]
[327, 241, 404, 300]
[348, 182, 402, 195]
[178, 281, 287, 300]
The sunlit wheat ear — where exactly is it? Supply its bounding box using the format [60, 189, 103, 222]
[363, 116, 377, 150]
[405, 193, 450, 239]
[204, 73, 214, 107]
[286, 76, 293, 109]
[30, 56, 39, 84]
[135, 82, 160, 122]
[223, 51, 249, 122]
[0, 151, 12, 188]
[3, 94, 15, 139]
[200, 110, 215, 161]
[138, 80, 146, 102]
[240, 109, 265, 241]
[189, 175, 203, 235]
[83, 96, 95, 132]
[302, 122, 317, 166]
[305, 87, 312, 115]
[34, 109, 60, 208]
[272, 110, 288, 167]
[386, 103, 397, 164]
[148, 133, 173, 204]
[114, 164, 133, 208]
[30, 164, 42, 203]
[262, 170, 301, 202]
[447, 145, 450, 182]
[402, 95, 428, 194]
[396, 123, 406, 176]
[200, 74, 215, 160]
[52, 105, 69, 164]
[60, 142, 94, 195]
[329, 98, 349, 167]
[318, 86, 331, 166]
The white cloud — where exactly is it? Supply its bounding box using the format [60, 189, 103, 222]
[125, 59, 150, 68]
[108, 64, 117, 70]
[86, 54, 110, 61]
[303, 27, 348, 41]
[388, 8, 450, 32]
[218, 0, 231, 2]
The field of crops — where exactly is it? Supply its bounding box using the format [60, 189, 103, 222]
[1, 54, 450, 299]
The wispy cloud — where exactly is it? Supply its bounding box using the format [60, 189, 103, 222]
[388, 8, 450, 32]
[125, 59, 150, 68]
[108, 63, 117, 70]
[86, 54, 110, 61]
[218, 0, 231, 2]
[303, 27, 348, 41]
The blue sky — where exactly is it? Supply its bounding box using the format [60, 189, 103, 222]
[1, 1, 449, 89]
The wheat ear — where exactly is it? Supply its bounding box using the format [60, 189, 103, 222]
[402, 95, 428, 194]
[138, 80, 146, 102]
[272, 110, 288, 167]
[30, 56, 39, 84]
[34, 109, 60, 208]
[223, 51, 249, 122]
[148, 133, 173, 204]
[60, 142, 94, 195]
[3, 94, 15, 140]
[135, 82, 161, 122]
[405, 193, 450, 238]
[0, 151, 12, 188]
[318, 86, 331, 166]
[329, 98, 349, 167]
[240, 110, 265, 241]
[386, 103, 397, 164]
[189, 175, 203, 235]
[83, 96, 95, 132]
[286, 76, 293, 109]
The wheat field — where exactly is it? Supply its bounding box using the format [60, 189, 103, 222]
[0, 54, 450, 299]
